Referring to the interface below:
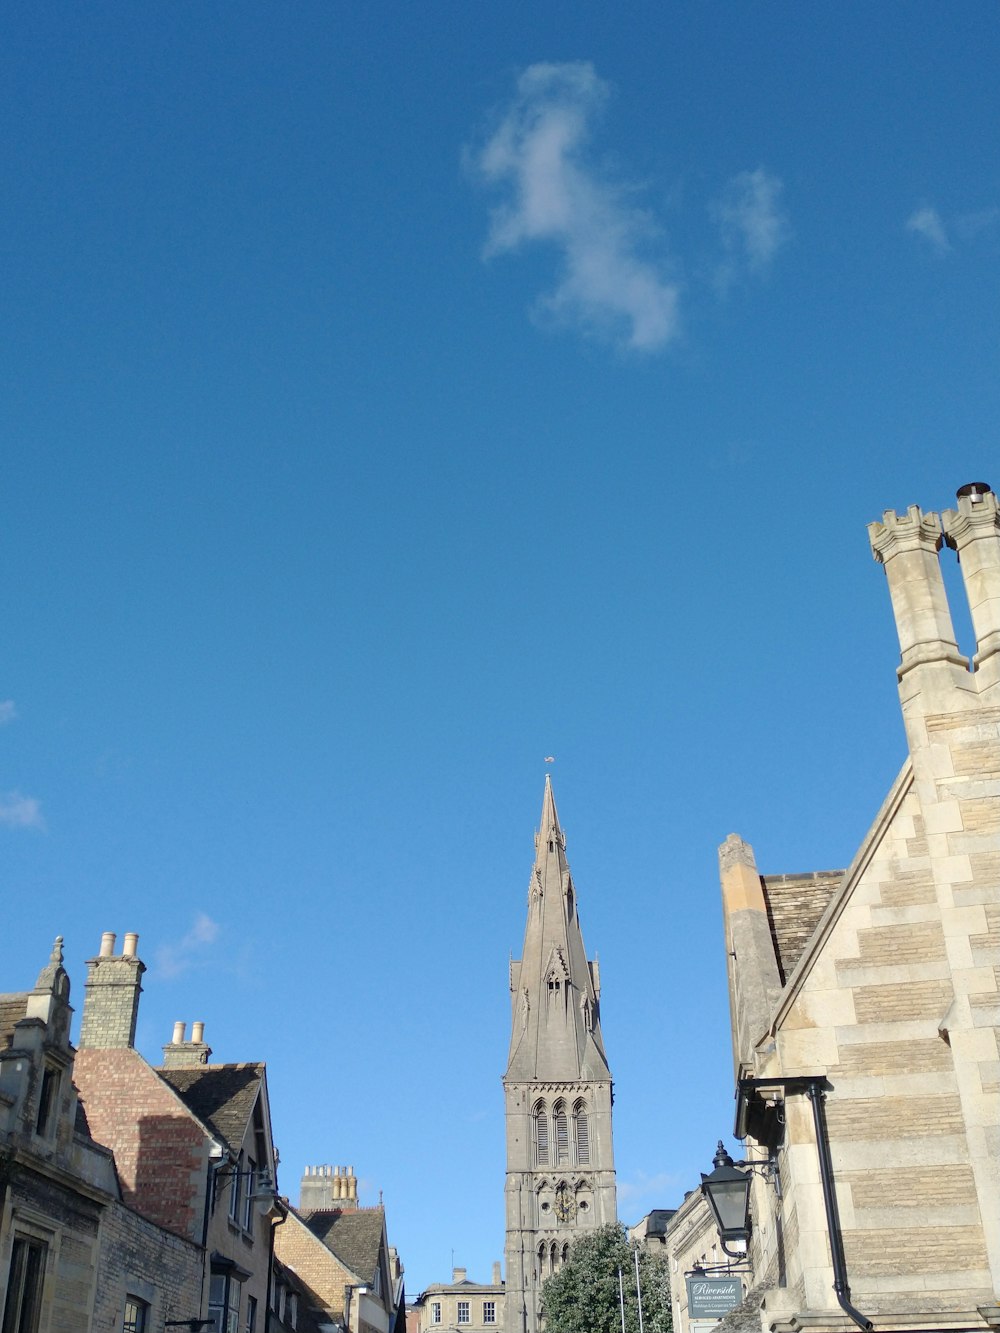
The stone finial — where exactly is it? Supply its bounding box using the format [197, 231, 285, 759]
[51, 936, 64, 964]
[719, 833, 757, 875]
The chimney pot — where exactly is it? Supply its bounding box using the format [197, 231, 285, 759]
[123, 932, 138, 958]
[172, 1021, 186, 1044]
[99, 932, 116, 958]
[191, 1021, 205, 1043]
[957, 481, 992, 502]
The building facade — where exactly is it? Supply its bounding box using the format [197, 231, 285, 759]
[702, 483, 1000, 1331]
[503, 777, 617, 1333]
[411, 1265, 504, 1333]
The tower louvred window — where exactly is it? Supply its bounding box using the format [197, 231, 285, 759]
[534, 1106, 549, 1165]
[574, 1105, 589, 1163]
[554, 1105, 569, 1163]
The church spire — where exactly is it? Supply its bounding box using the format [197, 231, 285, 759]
[506, 776, 610, 1083]
[503, 778, 617, 1333]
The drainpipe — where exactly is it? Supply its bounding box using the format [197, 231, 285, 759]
[806, 1082, 872, 1333]
[737, 1076, 872, 1333]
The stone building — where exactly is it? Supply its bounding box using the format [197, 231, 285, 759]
[0, 937, 204, 1333]
[411, 1264, 504, 1333]
[692, 484, 1000, 1331]
[272, 1163, 405, 1333]
[503, 777, 617, 1333]
[72, 930, 284, 1333]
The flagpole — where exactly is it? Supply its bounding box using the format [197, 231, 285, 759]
[617, 1267, 626, 1333]
[633, 1248, 645, 1333]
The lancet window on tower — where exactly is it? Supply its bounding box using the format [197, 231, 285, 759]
[533, 1103, 549, 1166]
[573, 1100, 590, 1164]
[553, 1101, 569, 1164]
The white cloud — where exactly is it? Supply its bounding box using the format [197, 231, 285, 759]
[0, 790, 44, 829]
[714, 168, 789, 289]
[0, 701, 16, 725]
[907, 205, 951, 254]
[472, 62, 679, 352]
[616, 1169, 684, 1205]
[155, 911, 221, 979]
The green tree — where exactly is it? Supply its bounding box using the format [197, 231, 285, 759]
[540, 1223, 672, 1333]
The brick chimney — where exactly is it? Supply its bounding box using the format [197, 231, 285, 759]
[78, 931, 145, 1050]
[161, 1019, 213, 1068]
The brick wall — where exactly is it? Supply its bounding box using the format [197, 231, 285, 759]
[73, 1048, 208, 1243]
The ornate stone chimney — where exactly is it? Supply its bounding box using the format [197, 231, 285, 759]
[299, 1164, 359, 1211]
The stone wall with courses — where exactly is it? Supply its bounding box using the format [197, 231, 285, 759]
[767, 743, 998, 1317]
[91, 1199, 203, 1332]
[2, 1169, 103, 1333]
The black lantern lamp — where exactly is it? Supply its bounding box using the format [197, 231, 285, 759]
[700, 1142, 752, 1255]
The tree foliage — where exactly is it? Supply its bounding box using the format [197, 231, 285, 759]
[540, 1223, 672, 1333]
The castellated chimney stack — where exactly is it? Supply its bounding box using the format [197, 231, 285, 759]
[942, 482, 1000, 689]
[161, 1019, 212, 1068]
[79, 931, 146, 1050]
[299, 1163, 360, 1211]
[868, 501, 973, 714]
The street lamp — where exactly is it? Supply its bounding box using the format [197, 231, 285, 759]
[699, 1143, 751, 1256]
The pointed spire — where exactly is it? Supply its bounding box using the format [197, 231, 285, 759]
[506, 777, 611, 1083]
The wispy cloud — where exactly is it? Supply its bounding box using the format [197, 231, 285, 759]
[155, 911, 221, 980]
[472, 62, 679, 352]
[0, 790, 44, 829]
[617, 1169, 684, 1206]
[907, 205, 951, 254]
[0, 700, 17, 725]
[714, 168, 790, 291]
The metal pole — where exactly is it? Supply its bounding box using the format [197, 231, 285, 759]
[633, 1249, 644, 1333]
[617, 1267, 626, 1333]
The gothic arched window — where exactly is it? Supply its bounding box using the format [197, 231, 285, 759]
[553, 1102, 569, 1165]
[533, 1103, 549, 1166]
[573, 1101, 590, 1164]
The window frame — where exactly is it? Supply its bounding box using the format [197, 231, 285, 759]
[122, 1296, 149, 1333]
[2, 1235, 47, 1333]
[457, 1302, 470, 1325]
[483, 1302, 496, 1325]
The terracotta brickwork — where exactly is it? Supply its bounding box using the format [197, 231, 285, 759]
[74, 1048, 209, 1243]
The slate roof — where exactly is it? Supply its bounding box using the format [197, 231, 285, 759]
[0, 994, 28, 1048]
[303, 1207, 386, 1283]
[159, 1062, 264, 1153]
[761, 870, 843, 983]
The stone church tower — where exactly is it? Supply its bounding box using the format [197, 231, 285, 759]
[503, 777, 617, 1333]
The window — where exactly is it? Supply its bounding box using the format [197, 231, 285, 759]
[432, 1303, 441, 1324]
[209, 1273, 242, 1333]
[533, 1104, 548, 1165]
[554, 1104, 569, 1165]
[483, 1303, 496, 1324]
[229, 1154, 244, 1224]
[573, 1103, 589, 1164]
[2, 1237, 46, 1333]
[35, 1066, 60, 1138]
[123, 1297, 149, 1333]
[457, 1303, 470, 1325]
[242, 1159, 256, 1234]
[245, 1295, 258, 1333]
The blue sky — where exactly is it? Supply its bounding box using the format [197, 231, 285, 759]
[2, 0, 999, 1296]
